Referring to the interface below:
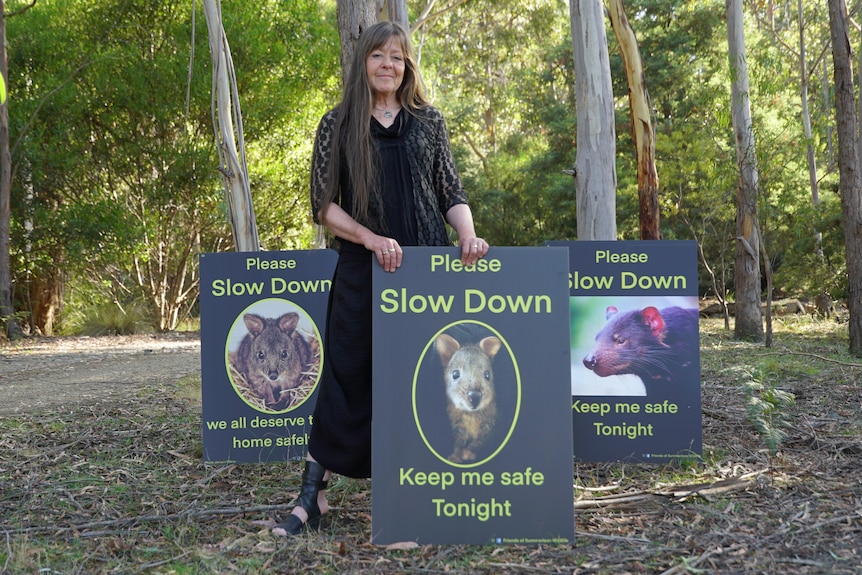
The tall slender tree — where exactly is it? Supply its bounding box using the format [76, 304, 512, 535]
[202, 0, 259, 253]
[607, 0, 659, 240]
[727, 0, 763, 341]
[827, 0, 862, 355]
[795, 0, 821, 209]
[0, 0, 23, 339]
[569, 0, 617, 240]
[338, 0, 378, 86]
[382, 0, 408, 30]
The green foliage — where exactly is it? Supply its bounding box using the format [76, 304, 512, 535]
[414, 0, 579, 245]
[222, 0, 340, 252]
[740, 367, 795, 456]
[7, 0, 339, 332]
[62, 299, 152, 336]
[3, 0, 858, 327]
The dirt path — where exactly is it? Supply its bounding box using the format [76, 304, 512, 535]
[0, 332, 201, 417]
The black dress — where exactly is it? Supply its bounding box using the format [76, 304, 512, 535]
[308, 107, 466, 478]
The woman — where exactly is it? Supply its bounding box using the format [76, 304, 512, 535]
[273, 21, 488, 536]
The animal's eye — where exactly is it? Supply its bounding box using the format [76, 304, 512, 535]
[257, 351, 265, 359]
[281, 350, 288, 358]
[484, 371, 491, 380]
[615, 337, 626, 345]
[452, 369, 460, 380]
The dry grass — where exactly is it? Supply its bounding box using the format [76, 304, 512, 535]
[1, 316, 861, 574]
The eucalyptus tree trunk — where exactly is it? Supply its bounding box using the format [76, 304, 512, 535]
[380, 0, 409, 30]
[309, 0, 377, 248]
[569, 0, 617, 240]
[338, 0, 378, 86]
[0, 0, 23, 340]
[727, 0, 763, 342]
[823, 57, 836, 166]
[607, 0, 659, 240]
[797, 0, 819, 208]
[791, 0, 824, 257]
[828, 0, 862, 355]
[201, 0, 259, 252]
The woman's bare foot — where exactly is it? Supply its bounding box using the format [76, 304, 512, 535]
[271, 463, 331, 537]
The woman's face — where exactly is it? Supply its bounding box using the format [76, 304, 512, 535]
[366, 36, 405, 100]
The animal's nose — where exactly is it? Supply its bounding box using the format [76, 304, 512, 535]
[467, 390, 483, 409]
[268, 371, 279, 380]
[583, 355, 597, 370]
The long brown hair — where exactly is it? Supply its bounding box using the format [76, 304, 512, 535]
[319, 21, 429, 229]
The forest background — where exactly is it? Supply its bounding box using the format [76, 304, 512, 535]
[0, 0, 848, 337]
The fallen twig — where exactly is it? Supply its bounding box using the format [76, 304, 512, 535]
[132, 551, 191, 574]
[658, 544, 740, 575]
[760, 347, 862, 368]
[6, 504, 342, 537]
[576, 470, 766, 510]
[574, 531, 650, 544]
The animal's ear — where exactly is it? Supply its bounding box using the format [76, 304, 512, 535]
[605, 306, 619, 320]
[278, 312, 300, 334]
[435, 333, 460, 366]
[243, 313, 265, 336]
[641, 307, 665, 336]
[479, 336, 502, 360]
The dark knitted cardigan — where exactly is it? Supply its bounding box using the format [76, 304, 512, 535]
[309, 105, 468, 246]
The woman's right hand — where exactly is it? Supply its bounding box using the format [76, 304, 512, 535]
[319, 203, 402, 272]
[369, 236, 402, 273]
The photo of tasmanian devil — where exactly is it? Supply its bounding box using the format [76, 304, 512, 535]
[582, 305, 699, 394]
[435, 333, 502, 463]
[237, 312, 312, 407]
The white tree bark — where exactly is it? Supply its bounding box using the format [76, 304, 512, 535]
[569, 0, 617, 240]
[796, 0, 819, 207]
[202, 0, 259, 252]
[727, 0, 763, 341]
[795, 0, 823, 257]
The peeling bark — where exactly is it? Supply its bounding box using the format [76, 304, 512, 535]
[607, 0, 659, 240]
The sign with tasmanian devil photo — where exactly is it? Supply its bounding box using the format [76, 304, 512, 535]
[371, 246, 574, 545]
[548, 240, 702, 464]
[199, 250, 338, 463]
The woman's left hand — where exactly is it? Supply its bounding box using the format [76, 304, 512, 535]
[458, 237, 489, 266]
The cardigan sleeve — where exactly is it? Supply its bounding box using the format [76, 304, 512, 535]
[310, 110, 338, 224]
[430, 110, 468, 215]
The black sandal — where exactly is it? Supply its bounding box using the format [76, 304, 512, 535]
[272, 460, 328, 536]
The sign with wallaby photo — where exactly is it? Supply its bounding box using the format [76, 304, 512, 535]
[548, 240, 702, 464]
[199, 250, 337, 463]
[371, 246, 574, 545]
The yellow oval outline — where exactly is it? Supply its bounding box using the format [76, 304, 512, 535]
[224, 297, 323, 414]
[412, 320, 521, 468]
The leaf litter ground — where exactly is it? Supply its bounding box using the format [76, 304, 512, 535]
[0, 319, 860, 574]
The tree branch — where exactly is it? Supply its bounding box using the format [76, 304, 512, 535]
[5, 0, 37, 18]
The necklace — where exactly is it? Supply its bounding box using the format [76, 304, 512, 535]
[374, 106, 395, 118]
